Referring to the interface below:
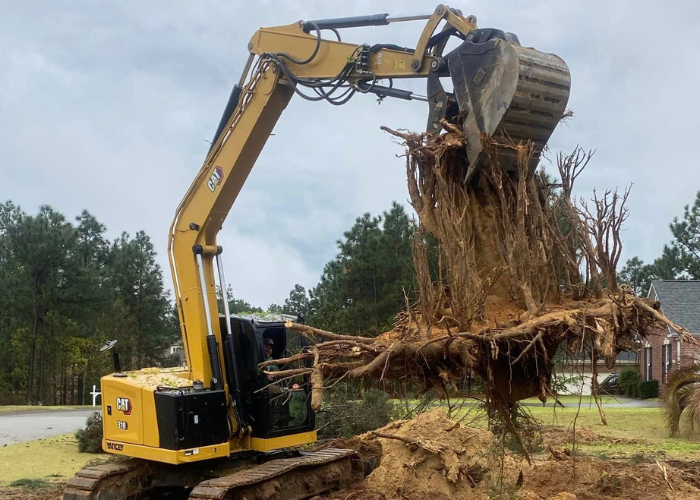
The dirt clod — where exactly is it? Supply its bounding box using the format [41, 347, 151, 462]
[363, 409, 494, 499]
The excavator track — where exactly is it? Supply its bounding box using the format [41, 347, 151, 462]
[63, 459, 151, 500]
[190, 448, 363, 500]
[63, 449, 362, 500]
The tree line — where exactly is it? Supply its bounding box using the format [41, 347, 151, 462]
[0, 199, 417, 405]
[619, 191, 700, 295]
[7, 189, 693, 406]
[0, 202, 179, 405]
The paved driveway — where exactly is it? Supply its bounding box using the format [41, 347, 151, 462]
[0, 409, 98, 446]
[522, 396, 661, 408]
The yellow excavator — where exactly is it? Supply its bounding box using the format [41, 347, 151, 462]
[64, 6, 569, 499]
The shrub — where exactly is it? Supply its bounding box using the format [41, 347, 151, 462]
[316, 385, 397, 439]
[76, 412, 104, 453]
[619, 369, 641, 398]
[639, 380, 659, 399]
[662, 362, 700, 435]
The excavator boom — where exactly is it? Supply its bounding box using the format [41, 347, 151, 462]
[170, 7, 570, 393]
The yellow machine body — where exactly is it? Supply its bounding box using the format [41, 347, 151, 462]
[100, 368, 316, 464]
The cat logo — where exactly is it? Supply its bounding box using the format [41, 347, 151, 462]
[106, 442, 124, 451]
[207, 166, 224, 192]
[116, 397, 132, 415]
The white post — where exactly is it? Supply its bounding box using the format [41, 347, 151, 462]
[90, 385, 101, 407]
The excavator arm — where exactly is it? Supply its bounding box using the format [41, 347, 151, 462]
[168, 5, 570, 396]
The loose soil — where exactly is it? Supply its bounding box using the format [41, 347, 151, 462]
[315, 409, 700, 500]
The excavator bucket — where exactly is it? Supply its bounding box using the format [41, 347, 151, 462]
[447, 32, 571, 181]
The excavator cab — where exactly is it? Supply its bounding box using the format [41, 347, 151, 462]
[222, 316, 314, 439]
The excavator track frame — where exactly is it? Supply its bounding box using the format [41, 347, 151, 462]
[191, 448, 363, 500]
[63, 449, 362, 500]
[64, 459, 151, 500]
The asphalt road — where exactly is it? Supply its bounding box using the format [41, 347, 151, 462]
[523, 396, 662, 408]
[0, 409, 97, 446]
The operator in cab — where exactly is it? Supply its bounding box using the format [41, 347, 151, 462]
[264, 338, 281, 394]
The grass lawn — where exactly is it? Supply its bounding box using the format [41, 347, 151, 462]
[0, 433, 105, 485]
[525, 405, 700, 460]
[0, 405, 89, 415]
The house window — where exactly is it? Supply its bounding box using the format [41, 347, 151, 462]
[662, 342, 672, 383]
[645, 345, 653, 381]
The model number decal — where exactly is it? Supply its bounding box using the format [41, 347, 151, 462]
[116, 397, 132, 415]
[117, 420, 128, 430]
[207, 166, 224, 192]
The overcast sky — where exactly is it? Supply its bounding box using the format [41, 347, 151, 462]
[2, 1, 699, 308]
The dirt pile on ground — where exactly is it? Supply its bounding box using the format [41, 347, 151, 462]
[361, 409, 497, 500]
[520, 457, 700, 499]
[315, 410, 700, 500]
[0, 484, 63, 499]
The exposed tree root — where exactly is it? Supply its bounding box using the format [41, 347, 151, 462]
[262, 121, 699, 456]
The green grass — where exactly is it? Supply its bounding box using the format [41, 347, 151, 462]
[0, 434, 105, 485]
[526, 406, 699, 460]
[0, 405, 89, 415]
[446, 402, 700, 460]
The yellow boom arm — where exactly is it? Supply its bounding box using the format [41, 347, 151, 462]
[166, 4, 569, 392]
[167, 6, 479, 387]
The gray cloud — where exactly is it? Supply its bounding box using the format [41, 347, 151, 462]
[2, 1, 699, 308]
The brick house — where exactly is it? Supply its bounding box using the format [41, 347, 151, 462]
[643, 280, 700, 383]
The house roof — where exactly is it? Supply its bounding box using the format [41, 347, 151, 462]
[648, 280, 700, 334]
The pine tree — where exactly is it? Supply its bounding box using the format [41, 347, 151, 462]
[308, 203, 415, 336]
[620, 192, 700, 295]
[282, 284, 309, 316]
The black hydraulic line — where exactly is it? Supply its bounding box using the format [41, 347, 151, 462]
[355, 82, 414, 101]
[369, 43, 413, 54]
[209, 84, 242, 153]
[207, 335, 224, 390]
[274, 22, 322, 65]
[223, 333, 248, 430]
[302, 14, 389, 32]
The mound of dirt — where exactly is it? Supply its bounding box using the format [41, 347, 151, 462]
[522, 458, 700, 500]
[316, 410, 700, 500]
[361, 409, 499, 500]
[541, 426, 601, 446]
